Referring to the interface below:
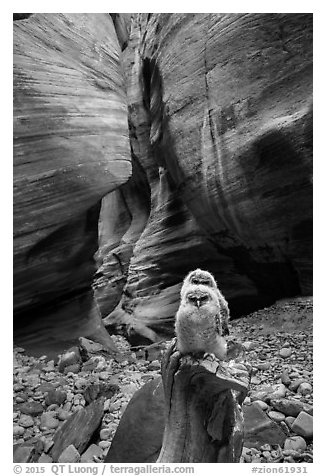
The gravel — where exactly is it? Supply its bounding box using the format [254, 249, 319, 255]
[13, 296, 313, 464]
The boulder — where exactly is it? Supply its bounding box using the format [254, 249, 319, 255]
[80, 444, 103, 463]
[243, 403, 287, 449]
[83, 383, 120, 405]
[105, 377, 165, 462]
[13, 444, 34, 463]
[50, 398, 104, 461]
[270, 398, 305, 417]
[13, 13, 131, 353]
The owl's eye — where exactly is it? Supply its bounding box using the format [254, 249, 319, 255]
[191, 277, 212, 286]
[201, 279, 211, 286]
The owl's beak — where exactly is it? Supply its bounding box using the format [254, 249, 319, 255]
[196, 299, 201, 308]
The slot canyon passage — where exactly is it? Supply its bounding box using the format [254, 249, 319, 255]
[13, 13, 313, 464]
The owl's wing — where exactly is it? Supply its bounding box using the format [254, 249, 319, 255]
[217, 291, 230, 336]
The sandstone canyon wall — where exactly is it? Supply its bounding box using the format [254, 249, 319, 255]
[97, 13, 312, 343]
[13, 13, 131, 354]
[13, 13, 313, 351]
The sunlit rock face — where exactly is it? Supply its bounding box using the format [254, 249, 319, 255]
[100, 13, 312, 343]
[13, 13, 131, 353]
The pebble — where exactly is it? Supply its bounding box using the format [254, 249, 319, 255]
[291, 411, 313, 438]
[297, 382, 312, 395]
[270, 398, 305, 417]
[58, 444, 80, 463]
[45, 390, 67, 406]
[58, 348, 81, 372]
[243, 341, 256, 351]
[19, 414, 34, 428]
[303, 403, 313, 415]
[256, 362, 271, 371]
[43, 361, 55, 372]
[285, 416, 295, 428]
[260, 444, 271, 451]
[40, 413, 59, 430]
[98, 371, 111, 380]
[75, 378, 88, 390]
[57, 409, 71, 421]
[281, 371, 291, 386]
[62, 402, 73, 412]
[252, 400, 268, 411]
[148, 360, 161, 371]
[38, 453, 53, 463]
[242, 447, 252, 463]
[270, 384, 287, 399]
[268, 411, 286, 423]
[262, 450, 271, 460]
[98, 440, 111, 449]
[280, 420, 290, 436]
[103, 399, 111, 412]
[18, 402, 44, 416]
[37, 383, 56, 393]
[279, 348, 292, 358]
[109, 402, 121, 412]
[284, 436, 307, 452]
[63, 364, 80, 374]
[13, 425, 25, 436]
[23, 374, 40, 387]
[100, 428, 111, 440]
[289, 378, 306, 392]
[16, 395, 27, 403]
[42, 439, 54, 453]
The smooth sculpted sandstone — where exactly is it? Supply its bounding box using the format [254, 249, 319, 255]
[102, 13, 312, 343]
[13, 14, 131, 353]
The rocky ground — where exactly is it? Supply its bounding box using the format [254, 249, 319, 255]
[13, 296, 313, 464]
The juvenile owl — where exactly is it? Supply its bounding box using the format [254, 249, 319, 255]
[175, 269, 230, 359]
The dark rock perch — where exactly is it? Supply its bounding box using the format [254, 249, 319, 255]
[106, 340, 250, 463]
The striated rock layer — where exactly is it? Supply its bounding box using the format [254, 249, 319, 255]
[13, 13, 131, 354]
[99, 13, 312, 343]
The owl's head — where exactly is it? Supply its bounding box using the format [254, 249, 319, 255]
[181, 268, 217, 300]
[183, 284, 219, 309]
[183, 285, 218, 309]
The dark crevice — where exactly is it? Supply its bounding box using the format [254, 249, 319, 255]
[13, 13, 33, 21]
